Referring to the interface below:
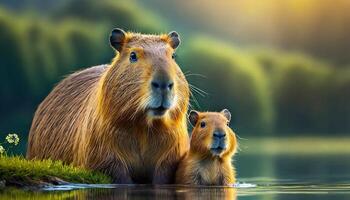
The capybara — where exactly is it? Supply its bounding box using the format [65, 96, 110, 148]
[27, 28, 190, 184]
[175, 109, 237, 185]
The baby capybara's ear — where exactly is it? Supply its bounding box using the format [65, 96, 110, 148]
[221, 109, 231, 123]
[168, 31, 180, 49]
[109, 28, 126, 52]
[189, 110, 199, 127]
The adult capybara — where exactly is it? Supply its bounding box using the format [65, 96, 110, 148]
[175, 109, 237, 185]
[27, 28, 190, 184]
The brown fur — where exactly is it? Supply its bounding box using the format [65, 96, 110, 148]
[27, 31, 190, 184]
[175, 111, 237, 185]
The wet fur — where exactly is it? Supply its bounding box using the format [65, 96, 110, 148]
[175, 112, 237, 185]
[27, 32, 190, 184]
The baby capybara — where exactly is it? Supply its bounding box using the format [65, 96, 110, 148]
[27, 28, 190, 184]
[176, 109, 237, 185]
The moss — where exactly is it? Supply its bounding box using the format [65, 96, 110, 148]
[0, 156, 112, 187]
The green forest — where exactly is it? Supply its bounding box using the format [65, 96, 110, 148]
[0, 0, 349, 154]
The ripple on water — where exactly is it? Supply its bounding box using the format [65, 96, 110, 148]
[41, 180, 350, 195]
[2, 180, 350, 200]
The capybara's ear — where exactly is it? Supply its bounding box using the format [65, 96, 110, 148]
[168, 31, 180, 49]
[221, 109, 231, 123]
[189, 110, 199, 127]
[109, 28, 126, 52]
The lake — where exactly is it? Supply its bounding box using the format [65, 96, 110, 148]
[1, 138, 350, 199]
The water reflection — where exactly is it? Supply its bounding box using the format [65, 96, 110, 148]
[1, 153, 350, 200]
[236, 153, 350, 182]
[175, 187, 237, 200]
[76, 186, 237, 200]
[0, 186, 237, 200]
[3, 183, 350, 200]
[78, 186, 179, 200]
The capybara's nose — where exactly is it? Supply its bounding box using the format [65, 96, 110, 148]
[151, 79, 174, 93]
[213, 131, 226, 139]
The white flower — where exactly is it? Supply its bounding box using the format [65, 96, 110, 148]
[5, 133, 20, 145]
[0, 145, 5, 154]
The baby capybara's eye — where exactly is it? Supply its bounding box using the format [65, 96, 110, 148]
[130, 52, 138, 63]
[200, 121, 206, 128]
[172, 53, 176, 59]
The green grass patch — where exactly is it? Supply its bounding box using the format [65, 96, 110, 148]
[0, 156, 111, 186]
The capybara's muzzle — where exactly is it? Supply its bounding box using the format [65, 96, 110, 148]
[148, 75, 175, 116]
[211, 130, 227, 155]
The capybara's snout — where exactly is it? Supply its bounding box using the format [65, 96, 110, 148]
[211, 129, 227, 155]
[148, 70, 175, 116]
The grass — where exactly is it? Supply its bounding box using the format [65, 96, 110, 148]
[238, 136, 350, 155]
[0, 156, 111, 187]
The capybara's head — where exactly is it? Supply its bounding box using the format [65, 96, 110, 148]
[188, 109, 237, 158]
[102, 28, 189, 124]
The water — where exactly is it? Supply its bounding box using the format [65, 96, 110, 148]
[1, 153, 350, 199]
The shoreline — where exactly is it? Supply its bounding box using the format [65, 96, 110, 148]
[0, 156, 111, 190]
[0, 176, 70, 190]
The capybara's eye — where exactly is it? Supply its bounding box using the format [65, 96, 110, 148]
[172, 53, 177, 59]
[130, 52, 138, 63]
[200, 121, 206, 128]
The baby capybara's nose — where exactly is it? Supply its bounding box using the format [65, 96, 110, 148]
[151, 79, 174, 93]
[213, 131, 226, 139]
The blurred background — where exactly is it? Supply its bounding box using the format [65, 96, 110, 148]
[0, 0, 349, 182]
